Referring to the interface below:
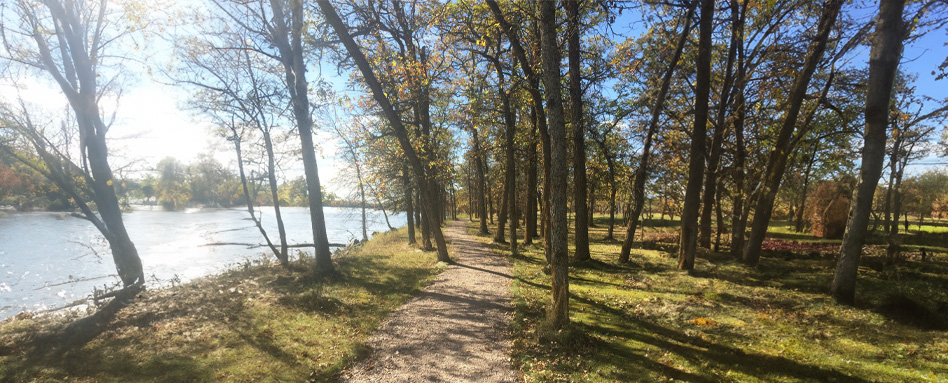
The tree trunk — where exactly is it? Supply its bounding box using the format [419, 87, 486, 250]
[504, 91, 518, 255]
[32, 1, 144, 287]
[833, 0, 905, 304]
[619, 2, 696, 263]
[263, 131, 289, 264]
[319, 0, 450, 262]
[794, 143, 819, 233]
[567, 0, 590, 262]
[487, 0, 552, 263]
[730, 0, 748, 259]
[699, 3, 739, 249]
[471, 128, 490, 234]
[404, 169, 417, 244]
[269, 0, 334, 275]
[232, 131, 283, 266]
[495, 168, 509, 243]
[743, 0, 843, 266]
[525, 108, 539, 244]
[678, 0, 714, 271]
[541, 0, 570, 328]
[356, 162, 368, 242]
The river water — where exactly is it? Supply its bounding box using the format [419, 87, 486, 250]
[0, 206, 404, 320]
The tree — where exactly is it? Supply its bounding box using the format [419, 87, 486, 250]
[316, 0, 451, 263]
[618, 1, 696, 263]
[677, 0, 713, 271]
[0, 0, 144, 289]
[567, 0, 590, 261]
[155, 157, 190, 210]
[742, 0, 844, 266]
[832, 0, 906, 305]
[540, 0, 570, 329]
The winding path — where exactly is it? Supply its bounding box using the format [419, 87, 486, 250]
[339, 220, 517, 383]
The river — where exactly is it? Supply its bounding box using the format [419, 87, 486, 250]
[0, 206, 405, 320]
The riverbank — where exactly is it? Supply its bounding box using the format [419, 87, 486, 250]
[0, 227, 443, 382]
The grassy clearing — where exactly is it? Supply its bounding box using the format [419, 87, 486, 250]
[0, 227, 442, 383]
[470, 218, 948, 383]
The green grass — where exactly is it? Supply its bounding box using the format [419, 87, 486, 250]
[0, 228, 443, 383]
[470, 217, 948, 383]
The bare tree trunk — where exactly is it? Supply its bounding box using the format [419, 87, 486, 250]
[714, 182, 724, 252]
[263, 131, 289, 264]
[794, 143, 819, 232]
[319, 0, 450, 262]
[567, 0, 590, 261]
[540, 0, 570, 329]
[269, 0, 335, 275]
[525, 108, 539, 244]
[743, 0, 843, 266]
[504, 89, 518, 255]
[495, 169, 509, 243]
[356, 162, 368, 242]
[730, 0, 748, 259]
[403, 168, 416, 244]
[619, 2, 696, 263]
[487, 0, 552, 263]
[699, 2, 739, 249]
[678, 0, 714, 271]
[21, 1, 144, 286]
[231, 131, 283, 265]
[471, 128, 490, 234]
[833, 0, 905, 304]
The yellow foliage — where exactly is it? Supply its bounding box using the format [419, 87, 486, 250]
[692, 317, 718, 327]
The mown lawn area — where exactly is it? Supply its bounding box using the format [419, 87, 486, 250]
[0, 227, 443, 383]
[471, 217, 948, 383]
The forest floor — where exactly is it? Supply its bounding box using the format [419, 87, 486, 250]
[339, 220, 517, 383]
[473, 216, 948, 383]
[0, 227, 444, 383]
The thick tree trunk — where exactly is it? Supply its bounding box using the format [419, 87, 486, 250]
[319, 0, 450, 262]
[678, 0, 714, 271]
[567, 0, 590, 261]
[541, 0, 570, 328]
[833, 0, 905, 304]
[743, 0, 843, 266]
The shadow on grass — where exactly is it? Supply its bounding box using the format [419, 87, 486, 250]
[568, 293, 872, 383]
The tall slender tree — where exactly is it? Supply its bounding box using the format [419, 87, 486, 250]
[540, 0, 570, 328]
[832, 0, 906, 304]
[678, 0, 714, 271]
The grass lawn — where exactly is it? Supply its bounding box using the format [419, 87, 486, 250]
[0, 227, 443, 383]
[471, 217, 948, 383]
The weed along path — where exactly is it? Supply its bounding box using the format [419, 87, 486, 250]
[339, 220, 517, 383]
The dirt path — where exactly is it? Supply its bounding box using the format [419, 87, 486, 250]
[339, 220, 517, 383]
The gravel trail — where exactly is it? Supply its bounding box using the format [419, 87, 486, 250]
[339, 220, 517, 383]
